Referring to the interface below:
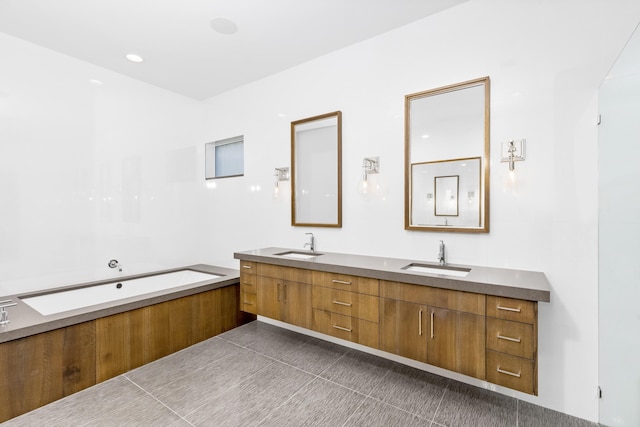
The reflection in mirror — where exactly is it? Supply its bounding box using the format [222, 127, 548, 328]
[405, 77, 490, 232]
[435, 175, 459, 217]
[291, 111, 342, 227]
[412, 158, 480, 227]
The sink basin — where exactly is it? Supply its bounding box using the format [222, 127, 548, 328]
[274, 251, 323, 259]
[402, 263, 471, 277]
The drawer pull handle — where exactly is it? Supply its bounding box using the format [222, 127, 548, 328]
[331, 279, 352, 285]
[497, 334, 521, 343]
[497, 305, 521, 313]
[332, 300, 352, 307]
[332, 324, 352, 332]
[497, 366, 521, 378]
[419, 309, 423, 336]
[430, 311, 435, 338]
[242, 265, 253, 269]
[243, 302, 254, 306]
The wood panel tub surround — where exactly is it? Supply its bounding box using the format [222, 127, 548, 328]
[235, 248, 549, 396]
[0, 284, 247, 423]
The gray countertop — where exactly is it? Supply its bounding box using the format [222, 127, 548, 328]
[234, 247, 551, 303]
[0, 264, 239, 344]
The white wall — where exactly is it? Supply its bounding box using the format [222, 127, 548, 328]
[0, 32, 205, 293]
[2, 0, 640, 422]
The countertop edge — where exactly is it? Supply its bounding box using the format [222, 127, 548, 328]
[234, 248, 551, 303]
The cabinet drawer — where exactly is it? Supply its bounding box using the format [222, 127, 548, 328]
[312, 286, 379, 322]
[239, 261, 257, 274]
[240, 292, 257, 314]
[486, 350, 535, 395]
[487, 296, 536, 324]
[312, 271, 379, 295]
[312, 309, 379, 349]
[381, 281, 485, 315]
[258, 263, 311, 283]
[486, 318, 534, 359]
[240, 273, 257, 293]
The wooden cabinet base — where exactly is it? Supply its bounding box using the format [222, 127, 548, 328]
[0, 285, 245, 423]
[312, 309, 379, 349]
[486, 350, 536, 394]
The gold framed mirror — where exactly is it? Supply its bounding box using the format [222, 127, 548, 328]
[291, 111, 342, 227]
[405, 77, 490, 232]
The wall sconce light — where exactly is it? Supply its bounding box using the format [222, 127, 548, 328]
[273, 167, 289, 198]
[500, 139, 526, 171]
[356, 157, 380, 196]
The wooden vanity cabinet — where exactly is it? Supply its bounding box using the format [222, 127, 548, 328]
[239, 261, 257, 314]
[255, 264, 312, 329]
[380, 280, 486, 380]
[311, 271, 380, 348]
[237, 258, 540, 395]
[380, 298, 427, 362]
[485, 296, 538, 394]
[427, 307, 486, 378]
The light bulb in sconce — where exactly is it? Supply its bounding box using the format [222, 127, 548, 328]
[273, 167, 289, 199]
[356, 157, 380, 198]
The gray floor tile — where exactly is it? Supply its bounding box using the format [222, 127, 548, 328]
[344, 397, 429, 427]
[125, 336, 241, 391]
[433, 381, 517, 427]
[518, 401, 598, 427]
[185, 361, 314, 427]
[276, 336, 349, 375]
[319, 349, 394, 394]
[217, 320, 284, 347]
[244, 326, 312, 360]
[148, 347, 273, 416]
[2, 376, 148, 426]
[83, 393, 184, 427]
[258, 377, 366, 427]
[369, 363, 449, 420]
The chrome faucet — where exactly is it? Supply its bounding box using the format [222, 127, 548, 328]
[108, 259, 122, 272]
[437, 240, 446, 265]
[0, 299, 17, 325]
[304, 233, 315, 253]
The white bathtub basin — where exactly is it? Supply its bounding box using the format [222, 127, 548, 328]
[20, 270, 221, 316]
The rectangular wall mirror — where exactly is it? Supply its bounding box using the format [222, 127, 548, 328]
[291, 111, 342, 227]
[405, 77, 490, 232]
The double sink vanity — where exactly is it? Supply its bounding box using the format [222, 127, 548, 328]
[234, 247, 550, 396]
[237, 76, 550, 396]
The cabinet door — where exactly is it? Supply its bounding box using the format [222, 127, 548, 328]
[256, 276, 282, 321]
[281, 281, 312, 329]
[427, 307, 485, 379]
[380, 298, 427, 362]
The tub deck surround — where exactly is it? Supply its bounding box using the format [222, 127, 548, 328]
[233, 247, 551, 303]
[0, 264, 239, 344]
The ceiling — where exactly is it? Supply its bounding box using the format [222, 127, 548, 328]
[0, 0, 467, 100]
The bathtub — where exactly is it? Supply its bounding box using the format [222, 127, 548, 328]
[20, 269, 221, 316]
[1, 264, 248, 423]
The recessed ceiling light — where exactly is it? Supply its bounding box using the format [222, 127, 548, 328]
[210, 17, 238, 35]
[125, 53, 144, 63]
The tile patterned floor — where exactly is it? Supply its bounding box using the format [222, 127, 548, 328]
[3, 321, 599, 427]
